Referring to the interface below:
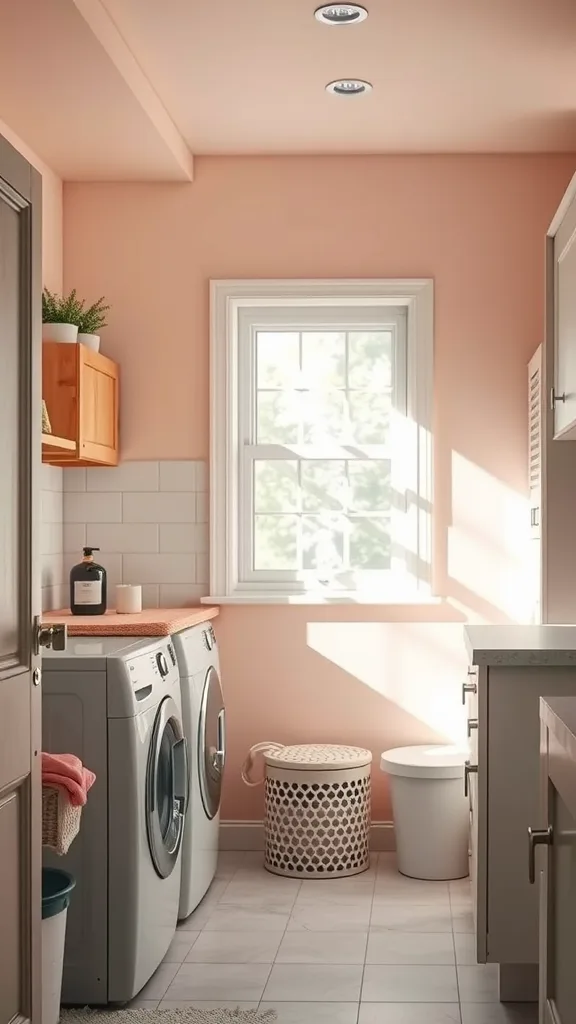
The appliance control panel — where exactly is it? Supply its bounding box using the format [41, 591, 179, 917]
[126, 641, 180, 692]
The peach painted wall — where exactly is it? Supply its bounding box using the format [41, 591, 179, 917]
[64, 155, 574, 820]
[0, 118, 62, 292]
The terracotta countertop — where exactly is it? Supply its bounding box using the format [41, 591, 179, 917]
[42, 606, 219, 637]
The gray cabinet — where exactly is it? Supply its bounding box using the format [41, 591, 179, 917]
[465, 626, 576, 1001]
[549, 173, 576, 440]
[537, 697, 576, 1024]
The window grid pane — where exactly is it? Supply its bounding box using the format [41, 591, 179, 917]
[252, 325, 395, 575]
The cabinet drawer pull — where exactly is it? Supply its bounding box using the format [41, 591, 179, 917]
[462, 681, 477, 704]
[527, 826, 553, 884]
[550, 387, 567, 411]
[467, 718, 479, 737]
[464, 760, 478, 798]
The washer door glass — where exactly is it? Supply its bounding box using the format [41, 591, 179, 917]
[198, 666, 225, 820]
[146, 696, 188, 879]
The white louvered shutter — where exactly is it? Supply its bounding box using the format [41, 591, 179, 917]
[528, 346, 542, 542]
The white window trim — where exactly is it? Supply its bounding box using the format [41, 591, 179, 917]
[205, 278, 434, 605]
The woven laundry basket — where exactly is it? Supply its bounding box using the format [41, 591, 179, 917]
[251, 743, 372, 878]
[42, 786, 82, 856]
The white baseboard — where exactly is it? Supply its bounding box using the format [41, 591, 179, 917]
[219, 820, 396, 853]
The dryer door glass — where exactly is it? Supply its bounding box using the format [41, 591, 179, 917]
[199, 666, 226, 820]
[146, 695, 188, 879]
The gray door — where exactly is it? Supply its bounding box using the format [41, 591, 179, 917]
[146, 696, 188, 879]
[198, 667, 225, 820]
[0, 136, 42, 1024]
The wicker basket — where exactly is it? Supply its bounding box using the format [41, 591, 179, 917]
[261, 744, 372, 878]
[42, 786, 82, 855]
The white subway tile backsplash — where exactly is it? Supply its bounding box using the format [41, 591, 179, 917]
[42, 585, 64, 612]
[122, 553, 196, 585]
[41, 522, 64, 556]
[196, 492, 208, 523]
[41, 489, 63, 524]
[85, 523, 159, 554]
[42, 553, 64, 589]
[159, 460, 198, 492]
[65, 491, 122, 523]
[40, 465, 64, 492]
[64, 523, 87, 553]
[87, 461, 159, 492]
[196, 553, 209, 586]
[159, 584, 206, 607]
[140, 584, 160, 608]
[59, 459, 209, 606]
[123, 492, 195, 524]
[63, 469, 87, 492]
[159, 523, 207, 554]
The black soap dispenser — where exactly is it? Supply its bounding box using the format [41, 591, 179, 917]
[70, 547, 107, 615]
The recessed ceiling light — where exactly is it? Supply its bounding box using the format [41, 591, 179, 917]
[326, 79, 373, 95]
[315, 4, 368, 25]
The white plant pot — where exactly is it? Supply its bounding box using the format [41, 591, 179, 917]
[42, 322, 78, 343]
[77, 332, 100, 352]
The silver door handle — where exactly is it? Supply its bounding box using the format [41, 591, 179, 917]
[527, 826, 553, 884]
[212, 708, 226, 773]
[467, 719, 479, 737]
[550, 387, 567, 411]
[34, 616, 67, 653]
[462, 681, 477, 704]
[464, 760, 478, 798]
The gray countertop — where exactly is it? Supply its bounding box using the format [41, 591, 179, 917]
[465, 625, 576, 667]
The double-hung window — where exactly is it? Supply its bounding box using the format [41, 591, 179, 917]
[209, 280, 433, 603]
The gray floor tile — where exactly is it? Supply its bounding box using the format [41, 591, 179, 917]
[457, 965, 500, 1002]
[136, 962, 179, 999]
[163, 962, 272, 1001]
[359, 1004, 461, 1024]
[263, 964, 364, 1002]
[370, 903, 453, 933]
[160, 1001, 259, 1011]
[276, 931, 368, 964]
[362, 965, 459, 1002]
[186, 930, 283, 963]
[260, 1002, 359, 1024]
[454, 933, 478, 966]
[203, 905, 290, 931]
[162, 932, 200, 962]
[366, 931, 455, 965]
[460, 1005, 537, 1024]
[288, 902, 372, 932]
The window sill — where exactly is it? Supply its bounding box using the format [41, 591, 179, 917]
[201, 593, 442, 606]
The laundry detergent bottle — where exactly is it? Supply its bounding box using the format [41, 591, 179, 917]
[70, 546, 107, 615]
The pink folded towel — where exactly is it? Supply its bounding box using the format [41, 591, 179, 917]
[42, 753, 96, 807]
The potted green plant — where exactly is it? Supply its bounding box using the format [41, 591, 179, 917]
[42, 289, 84, 343]
[77, 296, 110, 353]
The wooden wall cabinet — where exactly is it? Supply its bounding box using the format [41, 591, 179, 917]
[42, 342, 119, 466]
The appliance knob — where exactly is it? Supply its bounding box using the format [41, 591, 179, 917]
[156, 652, 168, 677]
[167, 642, 176, 665]
[203, 630, 213, 651]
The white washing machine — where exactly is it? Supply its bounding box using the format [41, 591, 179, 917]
[172, 620, 225, 919]
[42, 636, 187, 1004]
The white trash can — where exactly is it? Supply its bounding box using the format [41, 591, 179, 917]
[380, 745, 469, 880]
[42, 868, 76, 1024]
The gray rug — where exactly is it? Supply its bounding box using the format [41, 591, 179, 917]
[61, 1010, 276, 1024]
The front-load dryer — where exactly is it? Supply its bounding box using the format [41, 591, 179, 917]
[172, 620, 225, 919]
[42, 636, 187, 1004]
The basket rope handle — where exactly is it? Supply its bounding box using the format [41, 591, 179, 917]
[241, 741, 285, 787]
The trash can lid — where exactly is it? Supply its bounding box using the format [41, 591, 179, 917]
[42, 868, 76, 920]
[266, 744, 372, 771]
[380, 744, 468, 779]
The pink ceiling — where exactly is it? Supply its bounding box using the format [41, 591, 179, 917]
[1, 0, 576, 180]
[101, 0, 576, 154]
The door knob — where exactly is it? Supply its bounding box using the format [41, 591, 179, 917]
[527, 826, 553, 884]
[34, 617, 67, 654]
